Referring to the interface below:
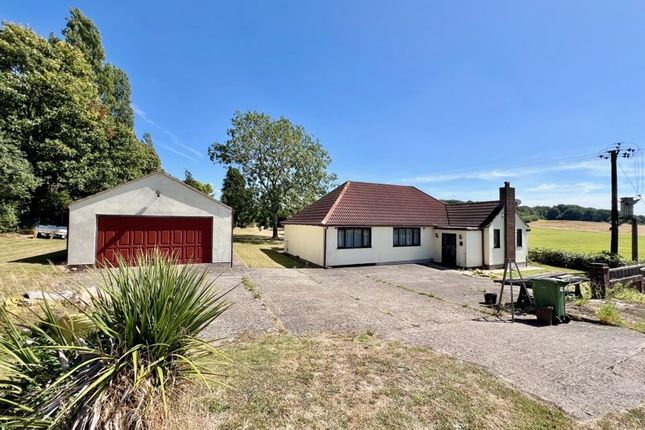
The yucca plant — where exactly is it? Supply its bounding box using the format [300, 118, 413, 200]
[0, 252, 231, 429]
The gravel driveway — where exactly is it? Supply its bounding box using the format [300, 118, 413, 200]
[206, 263, 645, 420]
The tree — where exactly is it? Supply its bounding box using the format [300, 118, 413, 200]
[0, 10, 161, 227]
[220, 167, 254, 227]
[184, 170, 214, 196]
[545, 207, 561, 220]
[62, 7, 104, 73]
[0, 134, 38, 231]
[209, 111, 336, 238]
[558, 207, 584, 220]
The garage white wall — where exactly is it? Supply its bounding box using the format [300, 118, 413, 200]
[283, 224, 324, 266]
[68, 173, 232, 265]
[325, 226, 433, 266]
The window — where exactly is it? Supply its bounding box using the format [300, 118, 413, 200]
[516, 229, 523, 247]
[338, 228, 371, 249]
[393, 228, 420, 247]
[493, 229, 501, 248]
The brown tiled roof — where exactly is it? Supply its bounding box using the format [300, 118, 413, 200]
[283, 181, 506, 228]
[283, 181, 449, 226]
[444, 201, 503, 228]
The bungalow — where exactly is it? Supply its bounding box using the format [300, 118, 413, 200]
[282, 181, 527, 268]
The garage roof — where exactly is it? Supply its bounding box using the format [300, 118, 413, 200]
[283, 181, 506, 228]
[68, 172, 231, 210]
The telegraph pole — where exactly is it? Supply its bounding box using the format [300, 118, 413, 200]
[599, 143, 635, 255]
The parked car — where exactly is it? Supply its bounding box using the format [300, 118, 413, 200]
[34, 225, 68, 239]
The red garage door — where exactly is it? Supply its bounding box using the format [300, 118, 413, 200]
[96, 216, 212, 266]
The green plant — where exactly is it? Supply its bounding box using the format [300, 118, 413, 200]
[607, 284, 645, 304]
[596, 302, 623, 326]
[0, 253, 230, 429]
[528, 248, 627, 271]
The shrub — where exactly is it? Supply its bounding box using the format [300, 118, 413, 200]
[528, 248, 627, 271]
[0, 253, 230, 429]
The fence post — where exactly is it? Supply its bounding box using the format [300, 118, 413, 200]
[589, 263, 609, 298]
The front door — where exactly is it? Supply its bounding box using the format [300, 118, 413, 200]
[441, 233, 457, 267]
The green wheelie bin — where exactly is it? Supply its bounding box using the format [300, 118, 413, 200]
[532, 278, 571, 324]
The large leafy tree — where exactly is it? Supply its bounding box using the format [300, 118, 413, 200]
[209, 111, 336, 238]
[0, 134, 38, 231]
[0, 9, 160, 229]
[220, 167, 254, 228]
[183, 170, 214, 196]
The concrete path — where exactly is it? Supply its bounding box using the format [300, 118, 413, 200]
[205, 263, 645, 420]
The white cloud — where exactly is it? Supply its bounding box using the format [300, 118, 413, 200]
[158, 143, 196, 161]
[401, 159, 608, 184]
[132, 103, 205, 159]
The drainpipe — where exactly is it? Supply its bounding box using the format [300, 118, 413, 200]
[481, 229, 485, 269]
[323, 226, 328, 268]
[230, 209, 234, 268]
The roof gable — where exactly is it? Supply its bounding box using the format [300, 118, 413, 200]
[69, 172, 230, 210]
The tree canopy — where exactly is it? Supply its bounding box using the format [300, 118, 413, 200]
[209, 111, 336, 238]
[0, 9, 160, 230]
[220, 167, 254, 228]
[183, 170, 213, 196]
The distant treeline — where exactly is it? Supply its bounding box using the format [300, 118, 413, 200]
[443, 200, 645, 224]
[517, 204, 645, 224]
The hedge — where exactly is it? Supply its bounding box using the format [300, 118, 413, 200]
[528, 248, 628, 271]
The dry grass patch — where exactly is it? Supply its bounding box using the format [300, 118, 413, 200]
[0, 234, 68, 298]
[160, 334, 580, 430]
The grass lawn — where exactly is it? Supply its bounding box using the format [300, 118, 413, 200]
[530, 223, 645, 259]
[233, 227, 306, 268]
[0, 234, 68, 298]
[160, 334, 643, 430]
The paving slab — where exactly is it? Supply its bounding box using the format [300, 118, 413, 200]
[201, 267, 275, 340]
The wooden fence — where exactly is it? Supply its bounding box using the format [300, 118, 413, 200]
[589, 263, 645, 298]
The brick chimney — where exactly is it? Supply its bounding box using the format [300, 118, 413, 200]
[499, 182, 516, 260]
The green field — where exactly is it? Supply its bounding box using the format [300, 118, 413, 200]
[529, 227, 645, 259]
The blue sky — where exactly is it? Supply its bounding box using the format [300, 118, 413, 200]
[5, 1, 645, 213]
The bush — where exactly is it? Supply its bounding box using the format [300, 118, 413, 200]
[528, 248, 627, 271]
[0, 253, 230, 429]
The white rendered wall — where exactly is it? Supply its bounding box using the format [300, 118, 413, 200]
[483, 212, 528, 268]
[465, 230, 483, 267]
[325, 226, 433, 267]
[283, 224, 325, 266]
[68, 174, 232, 265]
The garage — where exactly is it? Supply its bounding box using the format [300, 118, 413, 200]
[67, 172, 232, 267]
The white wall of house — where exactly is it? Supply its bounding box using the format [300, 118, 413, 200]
[67, 173, 232, 266]
[483, 212, 528, 268]
[283, 224, 325, 266]
[325, 226, 433, 267]
[466, 230, 483, 267]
